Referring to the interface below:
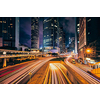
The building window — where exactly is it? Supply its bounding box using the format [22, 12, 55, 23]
[55, 25, 57, 27]
[78, 41, 79, 43]
[44, 27, 48, 29]
[51, 23, 53, 26]
[0, 21, 2, 23]
[10, 23, 13, 25]
[3, 21, 6, 23]
[51, 34, 53, 36]
[2, 30, 7, 33]
[87, 19, 91, 22]
[77, 24, 79, 26]
[88, 32, 90, 35]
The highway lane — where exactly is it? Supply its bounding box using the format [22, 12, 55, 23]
[0, 60, 37, 78]
[0, 57, 53, 84]
[43, 63, 71, 84]
[65, 57, 100, 84]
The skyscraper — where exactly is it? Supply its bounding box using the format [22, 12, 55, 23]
[31, 17, 39, 49]
[43, 17, 60, 53]
[75, 17, 79, 55]
[78, 17, 100, 62]
[0, 17, 19, 50]
[59, 27, 65, 53]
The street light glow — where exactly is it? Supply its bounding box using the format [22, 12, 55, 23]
[86, 49, 91, 53]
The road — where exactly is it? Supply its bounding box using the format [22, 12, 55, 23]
[43, 63, 71, 84]
[0, 57, 53, 84]
[65, 57, 100, 84]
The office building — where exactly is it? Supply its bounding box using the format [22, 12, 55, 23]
[0, 17, 19, 50]
[31, 17, 39, 49]
[67, 37, 75, 52]
[59, 27, 65, 53]
[78, 17, 100, 62]
[75, 17, 79, 57]
[43, 17, 60, 53]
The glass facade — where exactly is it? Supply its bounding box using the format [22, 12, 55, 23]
[31, 17, 39, 49]
[59, 27, 65, 53]
[0, 17, 16, 49]
[43, 17, 59, 51]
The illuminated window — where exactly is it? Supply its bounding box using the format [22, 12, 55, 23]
[31, 26, 34, 30]
[55, 25, 57, 27]
[0, 21, 2, 23]
[11, 26, 13, 28]
[10, 23, 13, 25]
[51, 34, 53, 36]
[4, 44, 8, 46]
[2, 30, 7, 33]
[50, 38, 52, 41]
[78, 41, 79, 43]
[45, 27, 48, 29]
[3, 21, 6, 23]
[77, 24, 79, 26]
[87, 19, 91, 22]
[46, 39, 49, 43]
[88, 32, 90, 35]
[54, 20, 56, 23]
[77, 29, 79, 32]
[51, 23, 53, 26]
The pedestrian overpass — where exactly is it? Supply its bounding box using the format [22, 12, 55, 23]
[0, 49, 46, 67]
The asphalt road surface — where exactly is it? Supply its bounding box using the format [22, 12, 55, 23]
[0, 57, 53, 84]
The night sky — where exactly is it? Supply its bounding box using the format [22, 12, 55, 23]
[19, 17, 31, 48]
[39, 17, 75, 48]
[59, 17, 75, 47]
[20, 17, 75, 48]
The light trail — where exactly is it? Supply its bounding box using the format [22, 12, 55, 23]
[65, 57, 100, 84]
[43, 63, 71, 84]
[0, 57, 53, 84]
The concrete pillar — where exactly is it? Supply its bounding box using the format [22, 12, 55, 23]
[3, 58, 6, 67]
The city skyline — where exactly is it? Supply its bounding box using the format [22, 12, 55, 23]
[20, 17, 75, 49]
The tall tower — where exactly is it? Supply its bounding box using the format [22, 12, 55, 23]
[31, 17, 39, 49]
[0, 17, 20, 50]
[75, 17, 79, 55]
[43, 17, 59, 52]
[78, 17, 100, 62]
[59, 27, 65, 53]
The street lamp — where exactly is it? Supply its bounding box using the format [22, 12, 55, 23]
[86, 49, 91, 53]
